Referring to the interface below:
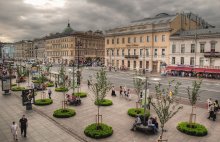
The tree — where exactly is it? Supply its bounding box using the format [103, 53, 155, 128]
[133, 76, 145, 108]
[187, 80, 202, 124]
[89, 68, 112, 128]
[150, 80, 183, 141]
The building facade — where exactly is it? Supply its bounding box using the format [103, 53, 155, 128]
[45, 23, 105, 65]
[14, 40, 33, 61]
[170, 28, 220, 68]
[1, 43, 15, 59]
[33, 39, 46, 62]
[105, 13, 212, 72]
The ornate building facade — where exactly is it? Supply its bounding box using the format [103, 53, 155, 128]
[105, 13, 212, 72]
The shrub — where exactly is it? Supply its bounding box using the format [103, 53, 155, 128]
[35, 99, 53, 106]
[84, 123, 113, 139]
[32, 80, 41, 83]
[73, 92, 87, 98]
[12, 83, 17, 87]
[95, 99, 113, 106]
[177, 122, 208, 136]
[11, 86, 26, 91]
[127, 108, 150, 118]
[55, 87, 68, 92]
[53, 108, 76, 118]
[47, 82, 54, 87]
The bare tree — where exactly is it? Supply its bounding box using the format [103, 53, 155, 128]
[150, 80, 183, 141]
[89, 68, 112, 129]
[187, 80, 202, 124]
[133, 76, 145, 108]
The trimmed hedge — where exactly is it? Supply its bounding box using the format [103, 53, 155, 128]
[11, 86, 26, 91]
[55, 87, 68, 92]
[47, 82, 54, 87]
[73, 92, 87, 98]
[95, 99, 113, 106]
[12, 83, 17, 87]
[35, 99, 53, 106]
[53, 108, 76, 118]
[84, 123, 113, 139]
[177, 122, 208, 136]
[127, 108, 150, 118]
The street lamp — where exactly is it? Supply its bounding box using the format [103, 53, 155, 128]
[76, 39, 82, 92]
[35, 46, 38, 62]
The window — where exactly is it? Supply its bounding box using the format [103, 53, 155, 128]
[211, 42, 216, 52]
[154, 35, 158, 42]
[140, 61, 142, 68]
[162, 49, 165, 56]
[133, 61, 136, 69]
[128, 49, 130, 55]
[146, 49, 149, 57]
[122, 60, 124, 65]
[128, 37, 131, 43]
[112, 39, 114, 44]
[180, 57, 184, 65]
[210, 58, 215, 66]
[122, 49, 124, 56]
[199, 57, 204, 66]
[154, 49, 158, 57]
[122, 38, 125, 44]
[162, 35, 165, 42]
[134, 37, 136, 43]
[190, 57, 194, 65]
[128, 60, 130, 67]
[134, 49, 136, 55]
[172, 44, 176, 53]
[140, 36, 143, 43]
[146, 36, 150, 42]
[112, 49, 114, 56]
[140, 49, 143, 56]
[107, 39, 109, 45]
[117, 38, 119, 44]
[180, 44, 185, 53]
[191, 44, 195, 53]
[200, 44, 205, 53]
[117, 49, 119, 56]
[172, 57, 175, 64]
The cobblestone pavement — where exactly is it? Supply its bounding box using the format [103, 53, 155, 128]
[0, 89, 83, 142]
[1, 77, 220, 142]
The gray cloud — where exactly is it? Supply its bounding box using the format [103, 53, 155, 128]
[0, 0, 220, 42]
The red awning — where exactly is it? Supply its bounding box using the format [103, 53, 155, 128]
[166, 66, 193, 72]
[193, 68, 206, 73]
[166, 66, 176, 71]
[205, 69, 220, 74]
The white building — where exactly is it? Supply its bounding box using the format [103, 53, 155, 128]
[169, 28, 220, 69]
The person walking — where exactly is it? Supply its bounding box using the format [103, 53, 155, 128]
[11, 121, 18, 141]
[55, 82, 58, 88]
[48, 89, 52, 99]
[19, 115, 28, 137]
[119, 86, 123, 97]
[207, 98, 212, 112]
[111, 86, 116, 96]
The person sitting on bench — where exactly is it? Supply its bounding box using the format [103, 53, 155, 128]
[131, 115, 142, 131]
[148, 117, 157, 133]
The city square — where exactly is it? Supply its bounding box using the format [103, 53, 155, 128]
[0, 0, 220, 142]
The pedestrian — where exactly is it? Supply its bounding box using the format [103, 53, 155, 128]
[214, 100, 219, 112]
[11, 121, 18, 141]
[119, 86, 123, 97]
[55, 82, 58, 88]
[111, 86, 116, 96]
[208, 104, 216, 121]
[87, 80, 90, 88]
[19, 115, 28, 137]
[126, 89, 131, 100]
[48, 89, 52, 99]
[207, 98, 212, 112]
[123, 86, 127, 97]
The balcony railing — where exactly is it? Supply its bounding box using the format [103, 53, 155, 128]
[204, 52, 220, 58]
[124, 55, 139, 59]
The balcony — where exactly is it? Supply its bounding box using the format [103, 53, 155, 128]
[124, 55, 139, 59]
[204, 52, 220, 58]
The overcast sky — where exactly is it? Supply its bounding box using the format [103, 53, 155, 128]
[0, 0, 220, 42]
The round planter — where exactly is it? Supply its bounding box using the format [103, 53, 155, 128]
[11, 87, 26, 91]
[47, 82, 54, 87]
[84, 123, 113, 139]
[95, 99, 113, 106]
[127, 108, 150, 118]
[12, 83, 17, 87]
[73, 92, 87, 98]
[177, 122, 208, 136]
[53, 108, 76, 118]
[35, 99, 53, 106]
[55, 87, 68, 92]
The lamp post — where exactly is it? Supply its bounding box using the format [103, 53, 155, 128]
[76, 39, 82, 93]
[35, 46, 38, 63]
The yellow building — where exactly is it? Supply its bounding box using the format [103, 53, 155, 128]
[105, 13, 212, 72]
[45, 23, 105, 65]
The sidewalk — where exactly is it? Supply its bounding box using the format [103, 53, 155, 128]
[0, 91, 82, 142]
